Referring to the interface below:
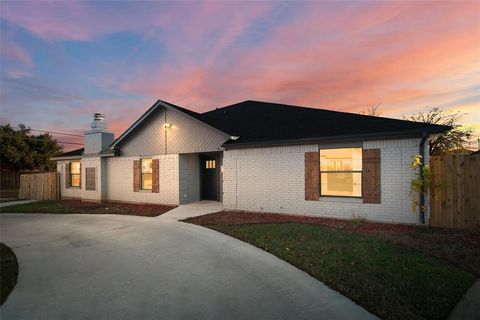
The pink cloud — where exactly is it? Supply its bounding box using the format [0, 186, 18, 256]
[0, 1, 170, 41]
[0, 39, 33, 67]
[119, 1, 479, 120]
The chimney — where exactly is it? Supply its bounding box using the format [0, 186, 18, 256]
[84, 113, 114, 154]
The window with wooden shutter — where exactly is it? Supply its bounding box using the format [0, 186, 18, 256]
[152, 159, 159, 193]
[320, 148, 362, 197]
[305, 152, 320, 200]
[70, 160, 81, 188]
[140, 158, 153, 190]
[85, 167, 96, 191]
[362, 149, 381, 203]
[133, 160, 140, 192]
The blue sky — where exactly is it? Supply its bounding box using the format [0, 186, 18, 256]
[1, 1, 479, 150]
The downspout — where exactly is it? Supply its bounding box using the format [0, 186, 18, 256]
[419, 132, 428, 224]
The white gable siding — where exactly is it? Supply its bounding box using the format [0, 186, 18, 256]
[118, 107, 229, 156]
[223, 138, 426, 224]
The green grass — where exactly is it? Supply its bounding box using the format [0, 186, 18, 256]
[1, 200, 65, 213]
[206, 223, 475, 320]
[0, 242, 19, 305]
[1, 200, 174, 216]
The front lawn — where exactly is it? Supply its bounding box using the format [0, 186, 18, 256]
[186, 213, 477, 320]
[0, 242, 18, 305]
[1, 200, 175, 217]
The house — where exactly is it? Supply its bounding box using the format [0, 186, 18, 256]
[52, 100, 449, 224]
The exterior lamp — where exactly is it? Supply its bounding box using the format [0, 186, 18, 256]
[163, 123, 172, 129]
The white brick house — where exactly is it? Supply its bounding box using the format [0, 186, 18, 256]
[52, 100, 448, 224]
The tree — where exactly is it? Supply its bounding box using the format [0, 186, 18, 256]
[360, 103, 382, 116]
[403, 107, 472, 155]
[0, 123, 63, 171]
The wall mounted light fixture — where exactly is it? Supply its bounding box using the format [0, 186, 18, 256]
[163, 123, 172, 129]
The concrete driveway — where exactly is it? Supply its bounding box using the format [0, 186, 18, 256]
[0, 202, 377, 320]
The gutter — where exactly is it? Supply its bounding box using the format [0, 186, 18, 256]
[419, 132, 428, 224]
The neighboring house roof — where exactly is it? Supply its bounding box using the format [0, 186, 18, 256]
[201, 100, 451, 146]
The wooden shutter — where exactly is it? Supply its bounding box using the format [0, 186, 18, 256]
[305, 152, 320, 201]
[65, 163, 71, 188]
[152, 159, 159, 193]
[362, 149, 381, 203]
[79, 163, 82, 189]
[133, 160, 140, 192]
[85, 167, 96, 191]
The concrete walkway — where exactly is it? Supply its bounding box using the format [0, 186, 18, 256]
[0, 203, 377, 320]
[448, 279, 480, 320]
[0, 200, 37, 208]
[159, 200, 223, 221]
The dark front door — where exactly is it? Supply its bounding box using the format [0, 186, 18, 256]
[200, 155, 219, 201]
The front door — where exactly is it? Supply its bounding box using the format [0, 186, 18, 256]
[200, 155, 219, 201]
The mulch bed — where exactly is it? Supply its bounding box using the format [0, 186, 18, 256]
[61, 200, 176, 217]
[184, 210, 480, 275]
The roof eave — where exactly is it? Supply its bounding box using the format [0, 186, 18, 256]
[223, 127, 450, 150]
[50, 155, 83, 161]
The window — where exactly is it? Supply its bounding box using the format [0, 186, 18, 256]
[140, 158, 153, 190]
[320, 148, 362, 197]
[205, 160, 216, 169]
[70, 161, 81, 187]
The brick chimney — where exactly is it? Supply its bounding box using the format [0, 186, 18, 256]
[84, 113, 114, 154]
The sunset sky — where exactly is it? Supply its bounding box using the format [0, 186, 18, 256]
[1, 1, 479, 150]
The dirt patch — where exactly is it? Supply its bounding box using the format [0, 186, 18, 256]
[184, 210, 480, 276]
[61, 200, 176, 217]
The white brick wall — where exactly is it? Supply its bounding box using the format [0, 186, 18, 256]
[81, 157, 102, 201]
[105, 155, 179, 205]
[57, 158, 102, 200]
[223, 139, 425, 224]
[58, 155, 180, 205]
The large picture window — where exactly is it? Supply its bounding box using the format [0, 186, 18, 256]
[70, 161, 81, 188]
[320, 148, 362, 197]
[140, 158, 153, 190]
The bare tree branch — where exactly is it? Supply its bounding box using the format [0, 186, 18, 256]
[360, 103, 382, 116]
[403, 107, 472, 155]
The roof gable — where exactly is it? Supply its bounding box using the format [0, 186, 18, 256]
[111, 100, 230, 156]
[110, 100, 230, 149]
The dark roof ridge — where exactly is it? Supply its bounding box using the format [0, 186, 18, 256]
[203, 99, 444, 128]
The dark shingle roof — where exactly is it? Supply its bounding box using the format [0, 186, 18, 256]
[55, 148, 84, 158]
[200, 100, 450, 146]
[100, 99, 453, 151]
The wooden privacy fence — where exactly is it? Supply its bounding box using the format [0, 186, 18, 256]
[19, 172, 60, 201]
[430, 154, 479, 230]
[1, 170, 20, 189]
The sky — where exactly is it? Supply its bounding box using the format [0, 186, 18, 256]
[1, 1, 479, 150]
